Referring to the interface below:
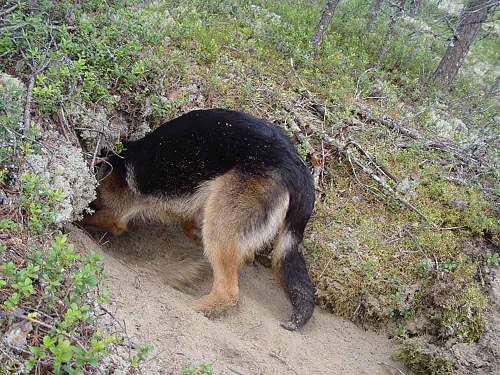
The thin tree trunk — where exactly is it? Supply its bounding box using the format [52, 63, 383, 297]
[378, 0, 405, 63]
[364, 0, 383, 36]
[311, 0, 341, 56]
[409, 0, 422, 16]
[433, 0, 497, 86]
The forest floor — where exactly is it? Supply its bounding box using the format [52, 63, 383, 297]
[1, 1, 498, 373]
[69, 223, 399, 375]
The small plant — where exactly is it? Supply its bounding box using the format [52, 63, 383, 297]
[0, 218, 18, 231]
[416, 258, 433, 278]
[1, 234, 116, 372]
[131, 344, 154, 368]
[20, 173, 63, 234]
[440, 259, 458, 273]
[113, 142, 126, 155]
[181, 362, 214, 375]
[296, 143, 309, 161]
[393, 340, 453, 375]
[485, 251, 500, 267]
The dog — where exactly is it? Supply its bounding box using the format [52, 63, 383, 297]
[82, 108, 316, 330]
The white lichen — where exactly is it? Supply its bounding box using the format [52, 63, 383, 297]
[68, 104, 128, 155]
[23, 131, 97, 224]
[0, 72, 25, 129]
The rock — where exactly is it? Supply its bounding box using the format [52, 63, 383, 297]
[4, 321, 32, 350]
[68, 104, 128, 154]
[23, 130, 97, 223]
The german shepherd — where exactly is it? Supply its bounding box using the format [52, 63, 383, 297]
[82, 108, 315, 330]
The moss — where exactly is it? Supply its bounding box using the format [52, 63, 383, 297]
[305, 139, 493, 339]
[394, 340, 454, 375]
[441, 284, 487, 343]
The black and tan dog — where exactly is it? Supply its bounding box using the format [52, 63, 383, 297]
[82, 108, 315, 330]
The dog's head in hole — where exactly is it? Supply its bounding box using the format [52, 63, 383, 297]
[80, 155, 134, 236]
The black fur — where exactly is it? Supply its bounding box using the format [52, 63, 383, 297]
[281, 244, 316, 331]
[109, 108, 316, 328]
[112, 109, 304, 196]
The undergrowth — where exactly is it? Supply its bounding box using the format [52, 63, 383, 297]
[0, 15, 148, 370]
[1, 0, 498, 373]
[393, 340, 453, 375]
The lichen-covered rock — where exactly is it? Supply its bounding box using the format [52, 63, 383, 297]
[68, 104, 128, 154]
[23, 131, 96, 224]
[0, 72, 25, 129]
[1, 73, 26, 170]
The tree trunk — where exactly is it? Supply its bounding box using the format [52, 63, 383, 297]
[311, 0, 341, 56]
[364, 0, 383, 36]
[409, 0, 422, 16]
[433, 0, 497, 86]
[378, 0, 405, 63]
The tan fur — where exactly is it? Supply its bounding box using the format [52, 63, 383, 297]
[180, 218, 202, 245]
[82, 169, 290, 315]
[271, 229, 295, 280]
[193, 172, 289, 313]
[81, 172, 132, 235]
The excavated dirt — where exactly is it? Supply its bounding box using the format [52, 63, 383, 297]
[69, 223, 401, 374]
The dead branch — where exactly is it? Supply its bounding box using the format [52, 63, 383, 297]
[57, 110, 70, 142]
[346, 139, 399, 182]
[90, 128, 103, 172]
[286, 104, 433, 225]
[22, 75, 35, 132]
[287, 116, 322, 188]
[0, 3, 18, 18]
[15, 313, 87, 350]
[23, 60, 51, 134]
[353, 103, 421, 140]
[323, 133, 436, 227]
[0, 22, 25, 33]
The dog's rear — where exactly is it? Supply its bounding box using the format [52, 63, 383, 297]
[82, 109, 316, 330]
[273, 167, 315, 330]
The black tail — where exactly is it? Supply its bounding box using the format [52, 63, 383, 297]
[273, 166, 315, 330]
[275, 230, 315, 331]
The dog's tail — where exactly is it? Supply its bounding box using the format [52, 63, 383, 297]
[273, 170, 316, 331]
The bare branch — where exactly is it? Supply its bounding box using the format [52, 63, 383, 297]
[0, 3, 18, 18]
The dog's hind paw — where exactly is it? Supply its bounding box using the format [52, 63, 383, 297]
[280, 321, 299, 331]
[193, 293, 238, 319]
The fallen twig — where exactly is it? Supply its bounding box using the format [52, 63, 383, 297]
[378, 361, 406, 375]
[22, 75, 35, 132]
[15, 313, 87, 350]
[316, 127, 436, 226]
[23, 60, 51, 133]
[90, 128, 103, 172]
[346, 139, 399, 183]
[269, 351, 298, 375]
[353, 103, 420, 140]
[287, 115, 322, 188]
[0, 3, 18, 18]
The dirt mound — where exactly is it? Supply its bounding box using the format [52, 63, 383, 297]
[69, 223, 400, 374]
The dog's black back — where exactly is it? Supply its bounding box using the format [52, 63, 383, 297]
[115, 109, 308, 197]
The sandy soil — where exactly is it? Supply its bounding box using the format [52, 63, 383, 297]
[69, 223, 401, 375]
